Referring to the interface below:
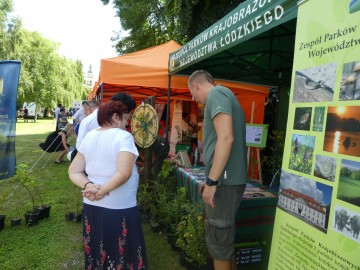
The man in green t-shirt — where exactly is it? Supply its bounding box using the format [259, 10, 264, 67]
[188, 70, 248, 270]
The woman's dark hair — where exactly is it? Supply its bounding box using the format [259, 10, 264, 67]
[110, 92, 136, 112]
[97, 101, 128, 127]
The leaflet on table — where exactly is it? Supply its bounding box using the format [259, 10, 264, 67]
[243, 191, 277, 198]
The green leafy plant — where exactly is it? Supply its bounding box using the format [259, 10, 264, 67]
[165, 187, 188, 237]
[176, 203, 208, 267]
[260, 130, 286, 186]
[175, 125, 192, 146]
[137, 181, 153, 215]
[13, 164, 38, 209]
[0, 119, 188, 269]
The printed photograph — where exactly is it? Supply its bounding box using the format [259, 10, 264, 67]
[312, 107, 326, 132]
[293, 107, 312, 131]
[332, 205, 360, 244]
[289, 134, 315, 175]
[313, 155, 337, 182]
[293, 62, 336, 103]
[339, 61, 360, 101]
[278, 171, 332, 233]
[323, 106, 360, 157]
[337, 159, 360, 207]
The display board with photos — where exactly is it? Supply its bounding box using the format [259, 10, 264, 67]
[268, 1, 360, 269]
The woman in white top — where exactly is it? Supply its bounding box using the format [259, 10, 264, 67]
[68, 100, 147, 270]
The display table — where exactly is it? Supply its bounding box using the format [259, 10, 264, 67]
[176, 166, 278, 242]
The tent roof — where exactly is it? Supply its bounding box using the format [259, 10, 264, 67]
[89, 41, 191, 102]
[89, 40, 268, 104]
[169, 0, 298, 87]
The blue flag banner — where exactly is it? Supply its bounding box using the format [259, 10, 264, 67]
[0, 60, 21, 180]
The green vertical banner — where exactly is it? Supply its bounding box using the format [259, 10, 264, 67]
[0, 61, 21, 180]
[268, 0, 360, 269]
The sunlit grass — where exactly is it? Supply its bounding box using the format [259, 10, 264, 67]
[0, 118, 186, 270]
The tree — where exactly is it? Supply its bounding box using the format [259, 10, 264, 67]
[1, 0, 90, 110]
[340, 167, 352, 177]
[351, 170, 360, 181]
[101, 0, 244, 54]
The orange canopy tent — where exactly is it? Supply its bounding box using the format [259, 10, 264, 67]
[89, 40, 269, 124]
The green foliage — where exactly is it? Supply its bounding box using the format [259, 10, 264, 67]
[137, 181, 153, 215]
[340, 166, 352, 177]
[11, 164, 38, 208]
[176, 203, 208, 266]
[0, 1, 90, 110]
[138, 159, 209, 268]
[102, 0, 244, 54]
[0, 119, 188, 270]
[157, 159, 174, 179]
[288, 145, 313, 174]
[260, 130, 286, 186]
[175, 125, 192, 146]
[351, 170, 360, 180]
[337, 176, 360, 207]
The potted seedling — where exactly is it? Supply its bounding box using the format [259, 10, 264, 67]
[65, 187, 82, 223]
[14, 164, 43, 226]
[10, 217, 22, 227]
[32, 186, 51, 220]
[73, 193, 82, 223]
[175, 126, 193, 155]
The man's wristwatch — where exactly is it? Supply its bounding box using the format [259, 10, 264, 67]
[205, 177, 218, 186]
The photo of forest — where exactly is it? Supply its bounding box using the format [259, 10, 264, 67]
[338, 159, 360, 207]
[312, 107, 325, 132]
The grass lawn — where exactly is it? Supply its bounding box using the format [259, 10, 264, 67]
[0, 119, 186, 270]
[0, 119, 269, 270]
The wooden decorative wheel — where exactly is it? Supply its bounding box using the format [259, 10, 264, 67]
[131, 103, 159, 148]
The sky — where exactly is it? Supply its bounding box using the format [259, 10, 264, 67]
[280, 171, 332, 205]
[11, 0, 121, 79]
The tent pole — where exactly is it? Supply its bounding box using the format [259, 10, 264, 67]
[166, 75, 171, 141]
[100, 83, 104, 101]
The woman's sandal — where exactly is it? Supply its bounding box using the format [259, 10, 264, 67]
[55, 160, 65, 164]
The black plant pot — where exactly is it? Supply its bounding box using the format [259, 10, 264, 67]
[73, 213, 82, 223]
[150, 220, 161, 233]
[166, 232, 178, 249]
[34, 205, 51, 220]
[65, 212, 74, 222]
[25, 210, 40, 226]
[141, 214, 149, 224]
[0, 215, 6, 231]
[11, 218, 22, 227]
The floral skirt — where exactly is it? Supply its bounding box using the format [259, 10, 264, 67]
[83, 203, 147, 270]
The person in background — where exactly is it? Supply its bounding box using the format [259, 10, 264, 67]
[72, 101, 87, 135]
[39, 124, 75, 164]
[75, 100, 99, 150]
[188, 70, 248, 270]
[181, 112, 199, 147]
[75, 94, 136, 156]
[151, 135, 170, 177]
[23, 107, 28, 122]
[57, 107, 68, 130]
[54, 103, 62, 125]
[68, 101, 147, 269]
